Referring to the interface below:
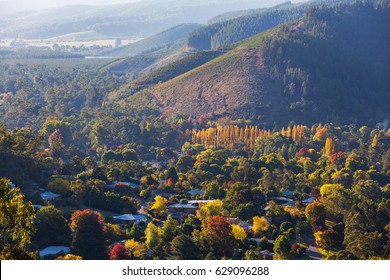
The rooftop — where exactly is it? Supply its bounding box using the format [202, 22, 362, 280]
[113, 214, 147, 221]
[169, 203, 198, 209]
[39, 246, 70, 258]
[40, 191, 61, 200]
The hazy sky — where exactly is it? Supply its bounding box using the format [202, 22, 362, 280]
[0, 0, 304, 15]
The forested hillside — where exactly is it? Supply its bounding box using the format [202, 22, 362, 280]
[125, 1, 390, 126]
[187, 1, 306, 50]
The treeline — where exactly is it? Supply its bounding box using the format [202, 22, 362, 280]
[189, 125, 307, 151]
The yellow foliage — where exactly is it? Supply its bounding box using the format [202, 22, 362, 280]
[196, 199, 227, 221]
[231, 224, 247, 241]
[125, 239, 148, 259]
[56, 254, 82, 260]
[324, 137, 335, 157]
[320, 184, 343, 196]
[151, 195, 167, 216]
[252, 216, 270, 236]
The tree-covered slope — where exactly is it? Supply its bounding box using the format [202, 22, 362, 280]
[187, 1, 307, 50]
[128, 1, 390, 127]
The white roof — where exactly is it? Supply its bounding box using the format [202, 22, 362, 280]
[40, 192, 61, 200]
[33, 205, 44, 210]
[8, 182, 16, 188]
[39, 246, 70, 258]
[169, 203, 198, 209]
[113, 214, 147, 221]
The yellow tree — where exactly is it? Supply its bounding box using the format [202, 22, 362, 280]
[125, 239, 148, 259]
[231, 224, 247, 241]
[252, 216, 270, 236]
[150, 195, 168, 217]
[324, 137, 335, 157]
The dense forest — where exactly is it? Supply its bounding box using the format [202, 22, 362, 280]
[1, 0, 390, 261]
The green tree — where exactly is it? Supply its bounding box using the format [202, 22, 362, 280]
[273, 235, 291, 260]
[0, 179, 37, 259]
[145, 222, 161, 250]
[170, 234, 200, 260]
[162, 216, 179, 244]
[35, 205, 71, 246]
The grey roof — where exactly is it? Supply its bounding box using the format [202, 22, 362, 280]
[169, 203, 198, 209]
[39, 246, 70, 258]
[113, 214, 147, 221]
[303, 197, 315, 204]
[40, 192, 61, 200]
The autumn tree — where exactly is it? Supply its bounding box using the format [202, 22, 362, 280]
[231, 224, 247, 241]
[125, 239, 148, 260]
[252, 216, 270, 236]
[0, 179, 37, 259]
[150, 196, 168, 218]
[145, 222, 162, 251]
[201, 216, 236, 258]
[70, 209, 107, 260]
[196, 199, 227, 221]
[57, 254, 82, 260]
[314, 230, 342, 251]
[110, 243, 130, 260]
[324, 137, 335, 157]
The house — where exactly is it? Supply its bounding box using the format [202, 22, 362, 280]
[40, 191, 61, 201]
[302, 197, 315, 205]
[168, 203, 198, 214]
[108, 181, 140, 188]
[187, 200, 214, 205]
[33, 205, 44, 211]
[39, 246, 70, 259]
[7, 182, 16, 188]
[113, 214, 148, 225]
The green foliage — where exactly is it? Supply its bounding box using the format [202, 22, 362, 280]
[170, 234, 200, 260]
[0, 179, 37, 259]
[34, 205, 71, 246]
[273, 235, 291, 259]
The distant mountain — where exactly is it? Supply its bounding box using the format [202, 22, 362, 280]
[113, 1, 390, 127]
[208, 1, 295, 24]
[0, 0, 292, 39]
[102, 23, 203, 58]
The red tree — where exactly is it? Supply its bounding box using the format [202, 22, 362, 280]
[109, 243, 130, 260]
[201, 215, 236, 258]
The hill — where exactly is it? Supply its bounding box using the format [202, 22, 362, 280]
[118, 1, 390, 127]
